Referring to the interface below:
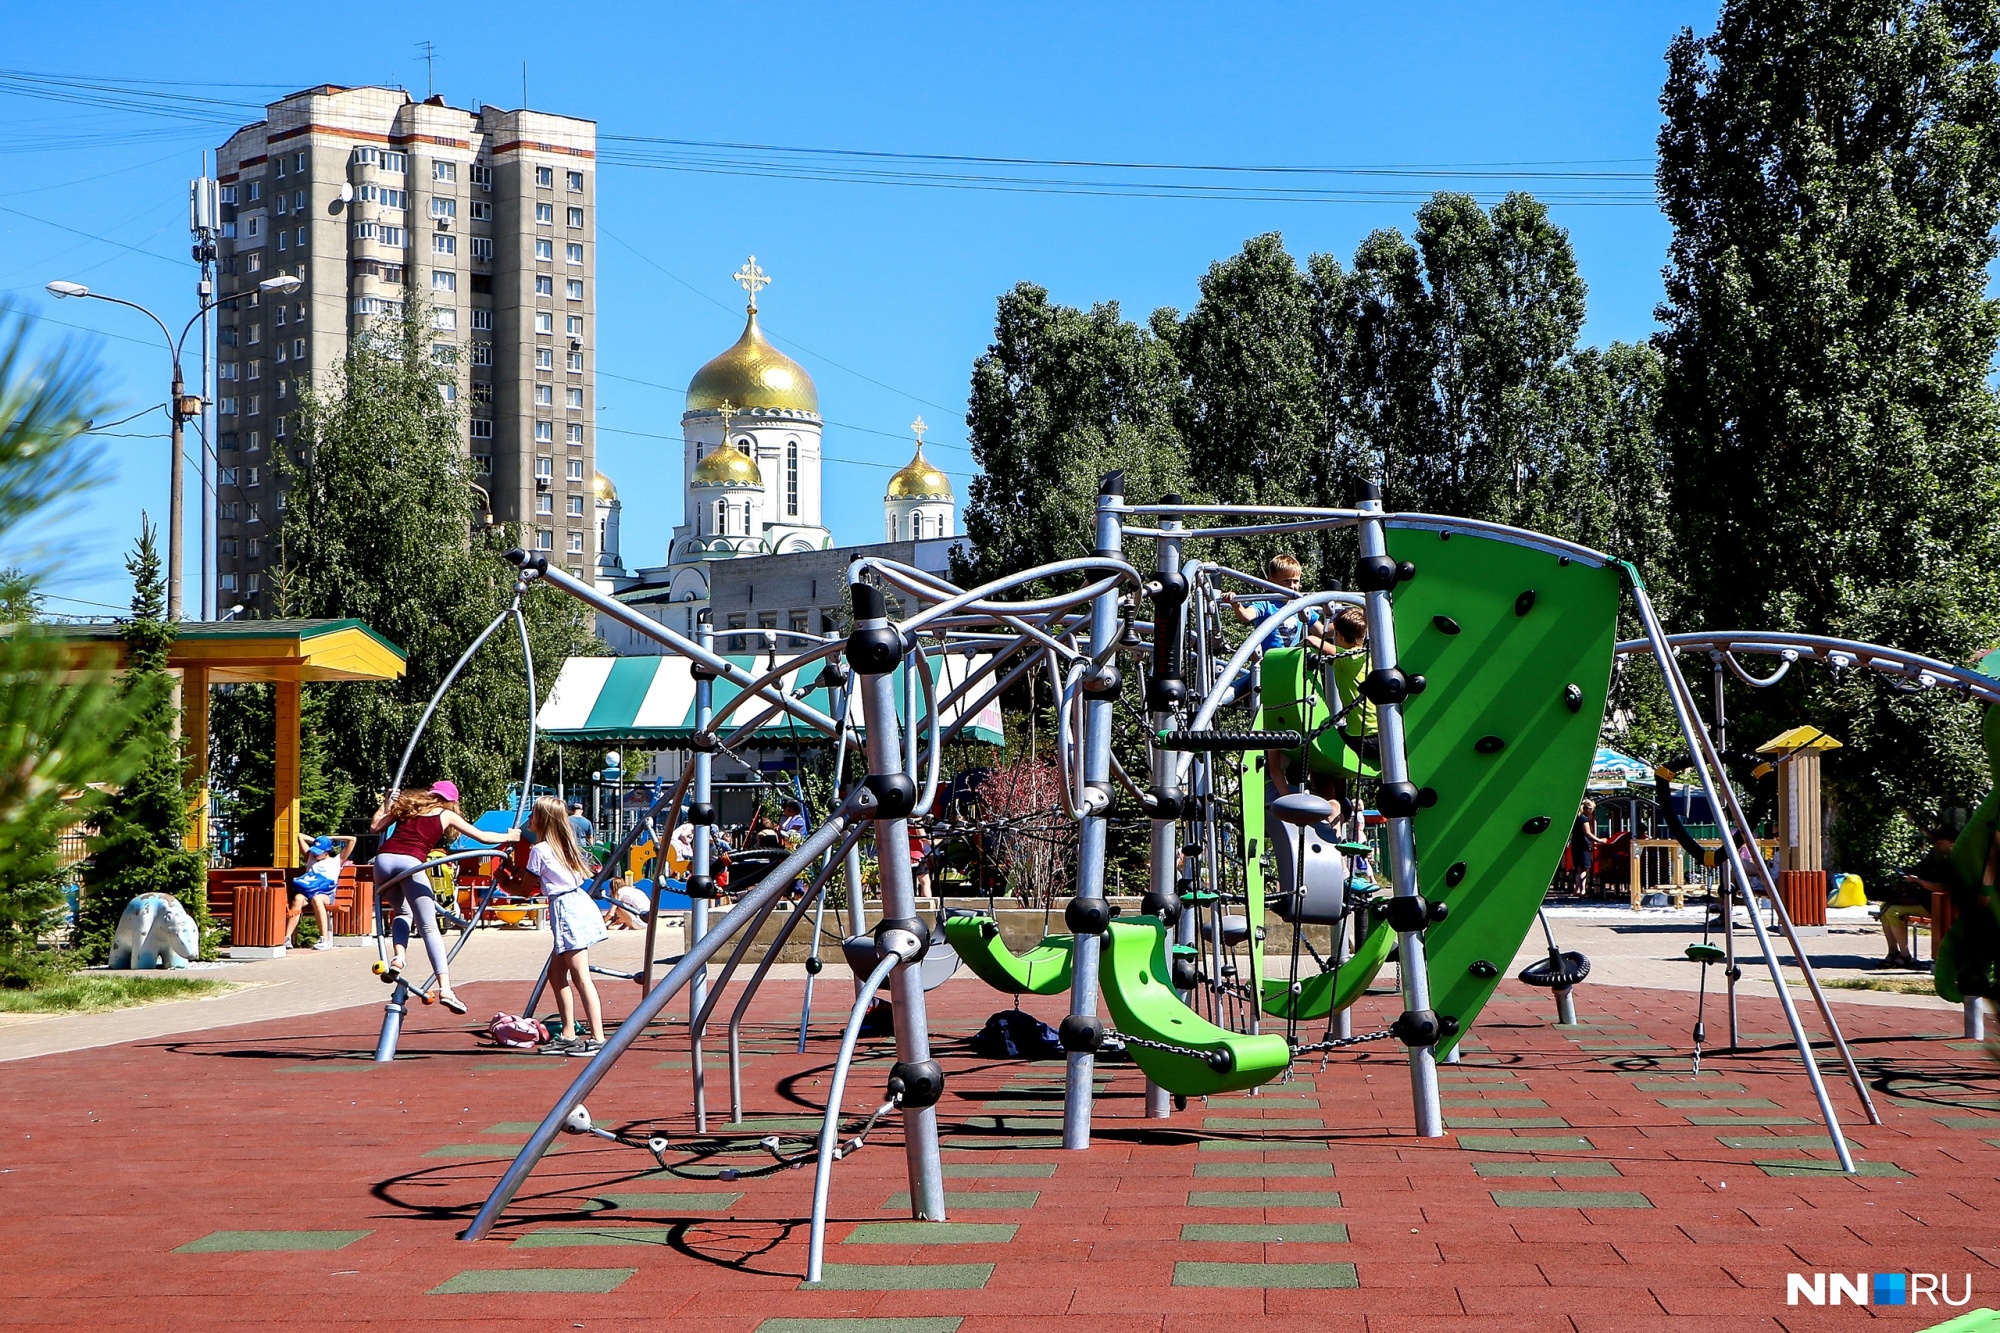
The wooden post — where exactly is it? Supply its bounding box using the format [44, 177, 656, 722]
[273, 676, 302, 869]
[182, 664, 210, 855]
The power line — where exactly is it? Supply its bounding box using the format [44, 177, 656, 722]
[596, 368, 969, 455]
[595, 423, 974, 480]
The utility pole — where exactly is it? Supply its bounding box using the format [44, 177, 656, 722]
[190, 166, 220, 621]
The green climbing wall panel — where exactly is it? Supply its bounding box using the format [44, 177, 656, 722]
[1387, 521, 1619, 1053]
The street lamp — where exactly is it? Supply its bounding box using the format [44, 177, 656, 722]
[47, 272, 305, 621]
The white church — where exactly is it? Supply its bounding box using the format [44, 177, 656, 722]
[594, 258, 962, 652]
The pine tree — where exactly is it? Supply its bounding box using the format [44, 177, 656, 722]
[76, 523, 212, 961]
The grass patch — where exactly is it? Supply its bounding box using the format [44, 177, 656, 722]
[0, 974, 239, 1014]
[1823, 977, 1940, 996]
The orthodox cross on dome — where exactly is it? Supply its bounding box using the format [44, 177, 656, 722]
[910, 416, 927, 446]
[717, 398, 739, 443]
[733, 256, 771, 313]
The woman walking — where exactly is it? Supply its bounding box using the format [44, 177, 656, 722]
[523, 795, 610, 1054]
[370, 781, 517, 1014]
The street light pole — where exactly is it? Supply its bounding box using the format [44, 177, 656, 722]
[47, 274, 302, 621]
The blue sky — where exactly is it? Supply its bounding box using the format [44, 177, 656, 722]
[1, 1, 1709, 618]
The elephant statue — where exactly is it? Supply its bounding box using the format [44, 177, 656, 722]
[109, 894, 200, 970]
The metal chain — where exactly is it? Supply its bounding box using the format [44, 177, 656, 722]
[1290, 1027, 1396, 1055]
[1105, 1029, 1221, 1063]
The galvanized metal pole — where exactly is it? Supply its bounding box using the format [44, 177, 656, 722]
[688, 618, 716, 1133]
[1143, 497, 1184, 1119]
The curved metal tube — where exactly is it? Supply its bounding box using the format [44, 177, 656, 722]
[863, 559, 1093, 661]
[805, 949, 903, 1284]
[512, 603, 538, 820]
[727, 846, 849, 1121]
[1616, 630, 2000, 705]
[390, 597, 518, 794]
[1721, 649, 1794, 689]
[910, 642, 941, 817]
[700, 637, 849, 740]
[462, 799, 870, 1242]
[868, 556, 1138, 637]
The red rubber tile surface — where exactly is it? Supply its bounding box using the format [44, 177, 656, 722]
[0, 977, 1994, 1328]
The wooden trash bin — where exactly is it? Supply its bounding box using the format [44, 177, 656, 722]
[231, 882, 288, 955]
[331, 870, 377, 939]
[1777, 869, 1828, 928]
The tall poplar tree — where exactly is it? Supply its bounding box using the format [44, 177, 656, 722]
[1656, 0, 2000, 876]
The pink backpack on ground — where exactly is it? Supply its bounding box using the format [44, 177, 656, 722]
[486, 1012, 548, 1049]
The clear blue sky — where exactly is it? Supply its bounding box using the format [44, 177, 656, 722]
[0, 1, 1710, 618]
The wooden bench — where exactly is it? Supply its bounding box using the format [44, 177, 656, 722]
[207, 864, 377, 939]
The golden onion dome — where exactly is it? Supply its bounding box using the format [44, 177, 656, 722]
[690, 442, 763, 488]
[592, 471, 617, 503]
[686, 310, 818, 415]
[886, 445, 952, 501]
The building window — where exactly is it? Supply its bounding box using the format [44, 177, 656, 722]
[430, 198, 457, 219]
[247, 537, 262, 557]
[566, 423, 584, 444]
[276, 231, 287, 251]
[273, 343, 287, 365]
[433, 234, 455, 256]
[219, 467, 238, 486]
[469, 201, 492, 221]
[247, 181, 261, 202]
[246, 215, 262, 239]
[220, 572, 237, 592]
[246, 430, 260, 451]
[535, 275, 554, 296]
[566, 314, 583, 335]
[470, 418, 493, 439]
[220, 184, 238, 204]
[246, 252, 263, 273]
[219, 362, 239, 381]
[380, 188, 408, 209]
[272, 415, 286, 439]
[353, 221, 378, 241]
[471, 309, 492, 331]
[245, 466, 261, 488]
[471, 453, 492, 474]
[534, 312, 553, 334]
[246, 573, 261, 594]
[246, 325, 261, 346]
[382, 151, 407, 173]
[220, 538, 237, 557]
[566, 207, 584, 228]
[566, 459, 584, 481]
[535, 421, 553, 442]
[535, 527, 553, 550]
[220, 431, 238, 450]
[433, 271, 456, 292]
[275, 156, 286, 179]
[566, 351, 583, 371]
[470, 237, 492, 260]
[434, 309, 456, 330]
[536, 348, 553, 370]
[246, 395, 261, 417]
[220, 502, 240, 520]
[715, 500, 728, 537]
[470, 343, 492, 366]
[566, 279, 584, 300]
[536, 166, 555, 187]
[535, 239, 553, 261]
[535, 456, 554, 479]
[569, 529, 585, 553]
[566, 243, 583, 265]
[472, 382, 492, 403]
[536, 493, 553, 515]
[471, 164, 491, 188]
[379, 226, 406, 247]
[567, 170, 584, 192]
[433, 160, 457, 182]
[567, 495, 584, 517]
[275, 192, 288, 215]
[786, 439, 798, 516]
[566, 388, 583, 408]
[292, 338, 305, 358]
[295, 227, 306, 246]
[274, 379, 287, 399]
[535, 202, 554, 224]
[535, 385, 553, 406]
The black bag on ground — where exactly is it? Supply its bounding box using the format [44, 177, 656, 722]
[969, 1008, 1064, 1059]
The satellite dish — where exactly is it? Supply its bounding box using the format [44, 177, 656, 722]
[338, 182, 355, 203]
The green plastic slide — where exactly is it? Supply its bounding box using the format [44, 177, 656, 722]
[942, 915, 1076, 996]
[1099, 916, 1292, 1096]
[1386, 521, 1619, 1054]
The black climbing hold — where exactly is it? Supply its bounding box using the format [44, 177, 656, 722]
[1558, 556, 1572, 567]
[1515, 590, 1537, 617]
[1564, 683, 1583, 713]
[1205, 1046, 1235, 1073]
[1445, 861, 1468, 887]
[1522, 816, 1552, 835]
[1408, 674, 1427, 695]
[1469, 960, 1498, 979]
[1475, 735, 1505, 754]
[1417, 786, 1438, 808]
[1395, 560, 1417, 583]
[1434, 615, 1461, 635]
[1439, 530, 1452, 541]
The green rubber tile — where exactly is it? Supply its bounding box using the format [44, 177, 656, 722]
[843, 1223, 1018, 1244]
[752, 1312, 964, 1320]
[1188, 1190, 1342, 1209]
[1937, 1116, 2000, 1129]
[1986, 1139, 2000, 1151]
[1194, 1162, 1334, 1178]
[177, 1230, 370, 1253]
[513, 1226, 675, 1248]
[1755, 1159, 1910, 1178]
[279, 1060, 387, 1072]
[1201, 1116, 1326, 1130]
[756, 1321, 963, 1333]
[1173, 1261, 1356, 1288]
[881, 1191, 1037, 1210]
[1442, 1097, 1549, 1108]
[977, 1100, 1076, 1112]
[940, 1137, 1063, 1150]
[1658, 1097, 1780, 1108]
[426, 1142, 557, 1157]
[1199, 1138, 1330, 1152]
[1457, 1135, 1596, 1153]
[1687, 1114, 1818, 1125]
[595, 1192, 743, 1212]
[1491, 1190, 1653, 1209]
[430, 1267, 635, 1294]
[483, 1122, 545, 1134]
[802, 1264, 993, 1291]
[1634, 1080, 1747, 1092]
[1475, 1160, 1620, 1177]
[1213, 1094, 1320, 1106]
[942, 1162, 1055, 1178]
[1181, 1223, 1348, 1242]
[1446, 1115, 1572, 1129]
[1716, 1135, 1858, 1151]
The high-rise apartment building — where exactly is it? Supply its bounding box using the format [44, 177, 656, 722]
[212, 86, 597, 612]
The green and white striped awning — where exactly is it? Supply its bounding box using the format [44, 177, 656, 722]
[536, 652, 1006, 746]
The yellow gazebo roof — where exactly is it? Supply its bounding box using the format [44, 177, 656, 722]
[56, 618, 405, 684]
[1756, 725, 1843, 756]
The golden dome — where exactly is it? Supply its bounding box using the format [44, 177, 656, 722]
[592, 471, 617, 503]
[686, 310, 818, 414]
[887, 444, 952, 501]
[691, 442, 763, 488]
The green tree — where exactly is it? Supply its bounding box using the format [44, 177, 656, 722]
[1655, 0, 2000, 879]
[76, 523, 212, 961]
[957, 284, 1187, 587]
[270, 300, 596, 824]
[208, 682, 354, 864]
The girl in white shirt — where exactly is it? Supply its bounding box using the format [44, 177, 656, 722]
[524, 795, 608, 1055]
